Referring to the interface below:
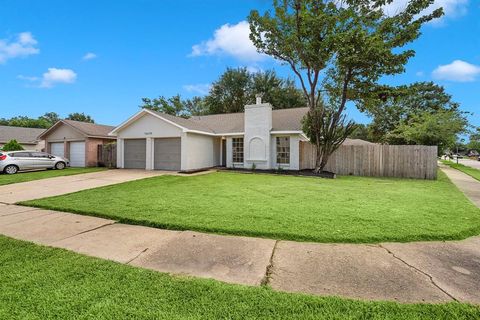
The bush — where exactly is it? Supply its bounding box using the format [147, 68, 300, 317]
[1, 139, 24, 152]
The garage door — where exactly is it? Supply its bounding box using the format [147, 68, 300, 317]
[50, 142, 64, 158]
[154, 138, 181, 171]
[124, 139, 146, 169]
[69, 141, 86, 167]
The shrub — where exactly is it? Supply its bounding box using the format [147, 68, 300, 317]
[1, 139, 24, 151]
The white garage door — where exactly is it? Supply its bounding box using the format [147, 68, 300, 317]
[69, 142, 86, 167]
[50, 142, 64, 158]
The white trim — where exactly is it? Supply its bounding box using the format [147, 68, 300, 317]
[183, 129, 217, 136]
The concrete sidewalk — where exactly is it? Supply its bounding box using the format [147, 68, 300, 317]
[440, 164, 480, 208]
[1, 204, 479, 304]
[0, 169, 212, 204]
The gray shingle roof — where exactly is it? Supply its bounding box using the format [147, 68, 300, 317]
[0, 125, 45, 144]
[62, 120, 116, 138]
[151, 107, 309, 134]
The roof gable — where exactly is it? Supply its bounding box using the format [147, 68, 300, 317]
[39, 120, 116, 139]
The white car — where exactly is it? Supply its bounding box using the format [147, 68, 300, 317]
[0, 150, 69, 174]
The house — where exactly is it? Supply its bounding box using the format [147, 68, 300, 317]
[38, 120, 116, 167]
[0, 125, 46, 151]
[110, 97, 372, 172]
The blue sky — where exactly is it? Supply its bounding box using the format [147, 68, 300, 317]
[0, 0, 479, 130]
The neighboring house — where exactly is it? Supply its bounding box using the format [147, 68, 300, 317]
[38, 120, 116, 167]
[110, 97, 373, 172]
[0, 125, 46, 151]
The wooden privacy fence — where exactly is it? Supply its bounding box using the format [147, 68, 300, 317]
[97, 143, 117, 168]
[300, 142, 438, 180]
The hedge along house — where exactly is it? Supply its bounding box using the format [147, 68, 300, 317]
[110, 96, 310, 172]
[38, 120, 116, 167]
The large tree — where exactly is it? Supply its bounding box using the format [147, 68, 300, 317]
[249, 0, 442, 172]
[467, 127, 480, 151]
[362, 82, 467, 144]
[205, 67, 306, 114]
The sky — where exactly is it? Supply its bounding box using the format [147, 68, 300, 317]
[0, 0, 479, 130]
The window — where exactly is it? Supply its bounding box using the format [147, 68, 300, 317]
[276, 137, 290, 165]
[10, 152, 31, 158]
[31, 152, 49, 158]
[232, 138, 244, 163]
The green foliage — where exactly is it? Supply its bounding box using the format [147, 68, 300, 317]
[248, 0, 443, 171]
[23, 171, 480, 243]
[468, 127, 480, 151]
[66, 112, 95, 123]
[140, 94, 207, 117]
[386, 110, 468, 154]
[1, 139, 24, 151]
[2, 236, 479, 320]
[206, 68, 306, 114]
[141, 68, 306, 116]
[361, 82, 469, 150]
[349, 123, 372, 141]
[0, 112, 61, 129]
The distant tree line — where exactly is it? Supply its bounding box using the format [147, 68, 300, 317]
[0, 112, 95, 129]
[139, 67, 307, 117]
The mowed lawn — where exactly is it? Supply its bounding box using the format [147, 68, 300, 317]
[22, 171, 480, 243]
[441, 160, 480, 182]
[1, 236, 478, 320]
[0, 167, 106, 186]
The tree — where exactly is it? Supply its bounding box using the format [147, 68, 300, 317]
[66, 112, 95, 123]
[386, 110, 468, 154]
[0, 116, 51, 128]
[1, 139, 24, 151]
[140, 95, 207, 117]
[467, 127, 480, 151]
[349, 123, 371, 141]
[249, 0, 442, 172]
[205, 68, 306, 114]
[39, 112, 61, 127]
[362, 82, 466, 143]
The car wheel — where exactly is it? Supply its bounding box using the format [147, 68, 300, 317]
[3, 165, 18, 175]
[55, 162, 66, 170]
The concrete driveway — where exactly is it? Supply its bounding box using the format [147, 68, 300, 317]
[0, 169, 183, 204]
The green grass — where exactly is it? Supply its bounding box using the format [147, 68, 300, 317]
[441, 160, 480, 182]
[22, 171, 480, 243]
[0, 236, 478, 319]
[0, 167, 106, 186]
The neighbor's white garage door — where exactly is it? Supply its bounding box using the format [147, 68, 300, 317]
[50, 142, 64, 158]
[69, 141, 86, 167]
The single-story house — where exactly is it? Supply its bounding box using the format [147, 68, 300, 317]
[110, 97, 372, 172]
[0, 125, 46, 151]
[38, 120, 116, 167]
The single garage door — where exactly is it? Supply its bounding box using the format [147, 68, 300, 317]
[124, 139, 146, 169]
[69, 141, 86, 167]
[50, 142, 64, 158]
[154, 138, 181, 171]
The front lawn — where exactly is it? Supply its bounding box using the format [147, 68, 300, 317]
[0, 167, 106, 186]
[0, 236, 478, 319]
[22, 171, 480, 243]
[441, 160, 480, 182]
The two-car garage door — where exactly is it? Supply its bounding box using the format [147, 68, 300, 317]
[124, 138, 181, 170]
[50, 141, 85, 167]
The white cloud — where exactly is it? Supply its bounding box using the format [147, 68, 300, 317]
[82, 52, 97, 60]
[183, 83, 211, 95]
[432, 60, 480, 82]
[40, 68, 77, 88]
[415, 71, 425, 77]
[190, 21, 265, 62]
[383, 0, 469, 23]
[0, 32, 39, 63]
